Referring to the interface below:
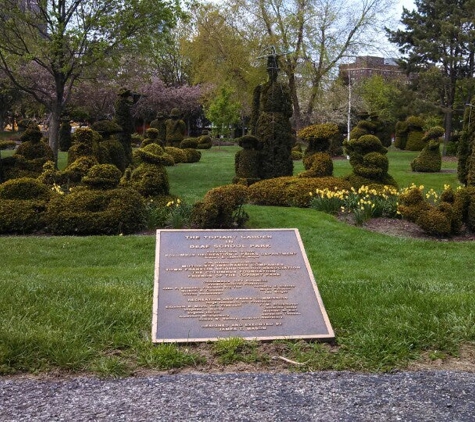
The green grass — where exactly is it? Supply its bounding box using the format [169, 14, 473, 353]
[0, 145, 473, 376]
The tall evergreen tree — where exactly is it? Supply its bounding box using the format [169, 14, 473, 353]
[387, 0, 475, 152]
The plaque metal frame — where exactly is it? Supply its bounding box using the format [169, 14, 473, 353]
[152, 229, 334, 343]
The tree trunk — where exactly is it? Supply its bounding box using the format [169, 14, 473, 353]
[443, 109, 453, 157]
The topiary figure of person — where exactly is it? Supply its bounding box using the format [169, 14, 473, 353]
[298, 123, 340, 158]
[150, 111, 167, 143]
[128, 143, 170, 197]
[114, 88, 135, 166]
[251, 48, 293, 179]
[0, 177, 52, 234]
[3, 124, 54, 179]
[45, 164, 147, 235]
[411, 126, 444, 172]
[394, 120, 409, 149]
[141, 128, 162, 148]
[233, 135, 262, 185]
[59, 117, 72, 152]
[197, 130, 213, 149]
[165, 108, 186, 148]
[299, 153, 333, 178]
[404, 116, 425, 151]
[91, 120, 127, 172]
[343, 134, 397, 188]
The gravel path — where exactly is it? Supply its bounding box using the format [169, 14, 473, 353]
[1, 370, 474, 421]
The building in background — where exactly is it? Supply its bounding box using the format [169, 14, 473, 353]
[339, 56, 406, 83]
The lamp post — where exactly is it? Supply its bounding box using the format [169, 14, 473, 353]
[347, 69, 352, 142]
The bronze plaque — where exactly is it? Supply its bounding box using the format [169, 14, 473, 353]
[152, 229, 334, 343]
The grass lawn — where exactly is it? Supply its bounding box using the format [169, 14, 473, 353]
[0, 145, 473, 376]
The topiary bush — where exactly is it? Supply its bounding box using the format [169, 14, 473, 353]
[183, 148, 202, 163]
[298, 123, 342, 157]
[2, 125, 54, 180]
[0, 177, 52, 234]
[180, 137, 199, 149]
[394, 120, 408, 150]
[82, 164, 122, 190]
[129, 144, 170, 197]
[233, 135, 261, 186]
[300, 152, 333, 178]
[343, 134, 397, 189]
[191, 184, 249, 229]
[248, 176, 351, 207]
[141, 128, 161, 148]
[164, 146, 187, 164]
[197, 131, 212, 149]
[404, 116, 425, 151]
[291, 150, 303, 160]
[250, 53, 294, 180]
[0, 177, 51, 201]
[411, 126, 444, 172]
[59, 119, 72, 152]
[67, 127, 99, 165]
[45, 187, 147, 235]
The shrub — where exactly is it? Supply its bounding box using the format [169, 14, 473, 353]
[191, 184, 249, 229]
[91, 120, 122, 138]
[291, 150, 303, 160]
[164, 147, 187, 164]
[0, 177, 51, 201]
[411, 139, 442, 172]
[248, 176, 351, 207]
[183, 148, 202, 163]
[129, 162, 169, 197]
[233, 136, 261, 185]
[180, 138, 199, 149]
[397, 186, 430, 222]
[45, 187, 147, 235]
[404, 116, 426, 151]
[59, 119, 72, 151]
[63, 156, 99, 184]
[416, 205, 452, 237]
[298, 123, 341, 156]
[197, 131, 213, 149]
[0, 199, 48, 234]
[394, 120, 408, 150]
[300, 152, 333, 177]
[0, 140, 17, 150]
[97, 139, 127, 172]
[82, 164, 122, 190]
[0, 177, 51, 234]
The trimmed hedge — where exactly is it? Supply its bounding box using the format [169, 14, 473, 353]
[45, 187, 147, 235]
[248, 176, 351, 207]
[192, 184, 249, 228]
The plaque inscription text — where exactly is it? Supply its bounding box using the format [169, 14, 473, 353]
[152, 229, 334, 342]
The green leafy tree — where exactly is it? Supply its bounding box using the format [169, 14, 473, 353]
[387, 0, 475, 152]
[205, 85, 241, 138]
[231, 0, 392, 127]
[0, 0, 179, 166]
